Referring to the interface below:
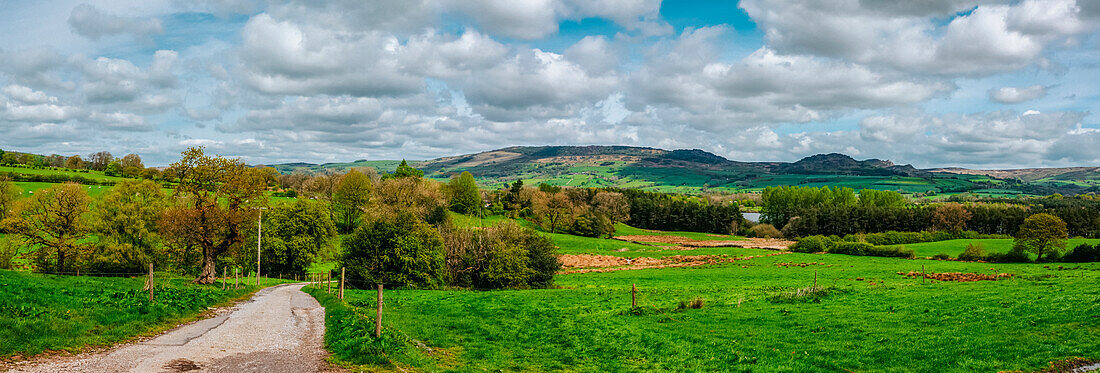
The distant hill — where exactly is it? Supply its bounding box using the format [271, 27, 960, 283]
[269, 145, 1099, 196]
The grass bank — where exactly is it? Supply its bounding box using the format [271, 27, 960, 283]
[0, 270, 291, 359]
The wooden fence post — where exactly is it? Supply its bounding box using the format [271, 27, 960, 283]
[813, 270, 818, 291]
[148, 263, 154, 302]
[340, 267, 345, 300]
[631, 283, 636, 308]
[375, 284, 384, 338]
[223, 267, 227, 290]
[327, 272, 332, 293]
[922, 265, 926, 284]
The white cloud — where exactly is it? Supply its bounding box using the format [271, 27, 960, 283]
[990, 85, 1048, 103]
[68, 3, 164, 42]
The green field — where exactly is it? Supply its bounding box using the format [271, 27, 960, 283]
[2, 166, 127, 182]
[887, 238, 1100, 258]
[327, 252, 1100, 372]
[0, 270, 293, 358]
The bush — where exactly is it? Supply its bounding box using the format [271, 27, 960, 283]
[442, 222, 561, 289]
[958, 243, 987, 261]
[1061, 244, 1100, 263]
[790, 235, 829, 253]
[931, 253, 951, 260]
[340, 212, 446, 289]
[570, 214, 614, 238]
[829, 242, 914, 258]
[750, 223, 783, 238]
[768, 286, 839, 303]
[677, 297, 705, 310]
[0, 237, 19, 270]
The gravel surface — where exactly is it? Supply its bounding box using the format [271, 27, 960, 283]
[8, 283, 328, 373]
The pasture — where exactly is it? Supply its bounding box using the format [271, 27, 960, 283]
[332, 247, 1100, 372]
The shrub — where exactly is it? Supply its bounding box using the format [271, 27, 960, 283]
[441, 222, 561, 289]
[829, 242, 914, 258]
[790, 235, 829, 253]
[0, 237, 19, 270]
[932, 253, 951, 260]
[569, 213, 614, 238]
[340, 212, 446, 289]
[750, 223, 783, 239]
[677, 297, 705, 310]
[1061, 244, 1100, 263]
[958, 243, 987, 262]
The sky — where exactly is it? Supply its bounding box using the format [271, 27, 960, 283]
[0, 0, 1099, 168]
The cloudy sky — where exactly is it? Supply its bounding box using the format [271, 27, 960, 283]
[1, 0, 1098, 168]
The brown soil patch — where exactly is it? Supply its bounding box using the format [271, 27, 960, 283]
[559, 252, 791, 274]
[613, 235, 794, 250]
[898, 271, 1015, 282]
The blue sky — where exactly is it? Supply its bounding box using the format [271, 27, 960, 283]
[0, 0, 1098, 168]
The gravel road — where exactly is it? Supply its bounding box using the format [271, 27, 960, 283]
[9, 283, 328, 373]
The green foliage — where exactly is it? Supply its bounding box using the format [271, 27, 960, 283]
[383, 160, 424, 180]
[3, 183, 92, 272]
[611, 188, 742, 234]
[0, 176, 17, 223]
[443, 221, 561, 289]
[93, 179, 166, 252]
[569, 213, 614, 238]
[829, 241, 914, 258]
[1014, 213, 1068, 261]
[446, 171, 481, 215]
[254, 199, 337, 278]
[103, 161, 122, 177]
[333, 169, 372, 233]
[958, 243, 987, 261]
[858, 189, 906, 208]
[761, 185, 856, 227]
[790, 235, 830, 253]
[1061, 243, 1100, 263]
[341, 212, 445, 288]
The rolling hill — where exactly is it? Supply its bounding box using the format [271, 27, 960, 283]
[271, 145, 1100, 196]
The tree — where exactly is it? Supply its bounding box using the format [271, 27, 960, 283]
[160, 147, 268, 284]
[1, 152, 17, 167]
[333, 169, 372, 233]
[104, 161, 122, 177]
[1015, 213, 1068, 261]
[446, 171, 481, 215]
[933, 203, 971, 232]
[250, 200, 336, 278]
[340, 212, 445, 288]
[18, 153, 36, 166]
[532, 191, 574, 233]
[2, 183, 91, 272]
[88, 151, 113, 171]
[300, 173, 341, 202]
[383, 160, 423, 180]
[593, 191, 630, 223]
[0, 176, 18, 223]
[119, 154, 144, 177]
[65, 155, 85, 169]
[46, 154, 65, 168]
[93, 180, 166, 252]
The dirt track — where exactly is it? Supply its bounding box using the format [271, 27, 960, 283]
[8, 284, 328, 373]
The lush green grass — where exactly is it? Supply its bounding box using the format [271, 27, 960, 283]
[13, 182, 115, 198]
[0, 270, 291, 358]
[329, 253, 1100, 372]
[886, 238, 1100, 258]
[613, 223, 745, 241]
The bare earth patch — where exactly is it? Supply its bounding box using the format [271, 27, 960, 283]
[898, 271, 1015, 282]
[612, 235, 795, 250]
[559, 252, 791, 274]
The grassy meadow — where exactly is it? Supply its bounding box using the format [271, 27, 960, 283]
[309, 216, 1100, 372]
[887, 238, 1100, 258]
[0, 270, 294, 358]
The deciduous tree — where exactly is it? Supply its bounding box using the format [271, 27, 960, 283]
[161, 147, 268, 284]
[333, 169, 372, 233]
[1014, 213, 1068, 261]
[2, 183, 91, 272]
[446, 171, 481, 215]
